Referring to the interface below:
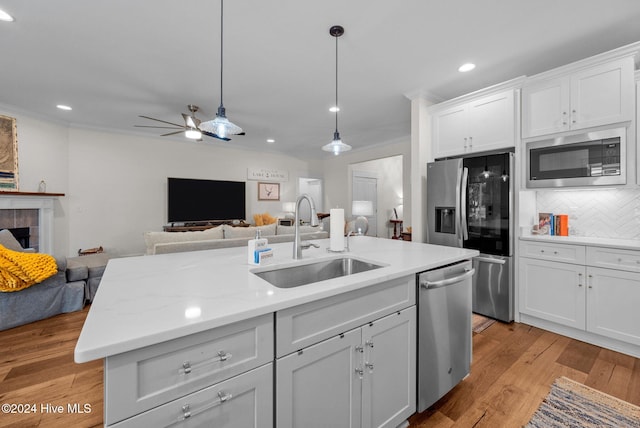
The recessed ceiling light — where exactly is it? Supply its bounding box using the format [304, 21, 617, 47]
[458, 63, 476, 72]
[56, 104, 72, 111]
[329, 106, 340, 112]
[0, 9, 14, 22]
[266, 139, 275, 143]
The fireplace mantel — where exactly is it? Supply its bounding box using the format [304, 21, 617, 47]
[0, 192, 64, 254]
[0, 191, 65, 197]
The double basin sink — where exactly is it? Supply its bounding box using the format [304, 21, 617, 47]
[253, 256, 384, 288]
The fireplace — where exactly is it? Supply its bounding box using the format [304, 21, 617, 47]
[0, 194, 59, 254]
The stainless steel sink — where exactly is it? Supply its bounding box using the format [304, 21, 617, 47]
[253, 257, 384, 288]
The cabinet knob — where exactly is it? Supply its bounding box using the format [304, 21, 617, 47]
[365, 362, 374, 372]
[553, 251, 558, 255]
[540, 249, 545, 253]
[355, 367, 364, 379]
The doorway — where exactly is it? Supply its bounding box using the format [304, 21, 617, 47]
[352, 171, 378, 236]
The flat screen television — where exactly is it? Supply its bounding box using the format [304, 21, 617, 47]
[167, 177, 246, 223]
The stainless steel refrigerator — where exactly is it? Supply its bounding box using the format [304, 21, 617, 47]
[426, 152, 514, 322]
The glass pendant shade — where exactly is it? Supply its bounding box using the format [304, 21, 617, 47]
[322, 131, 352, 155]
[199, 106, 243, 138]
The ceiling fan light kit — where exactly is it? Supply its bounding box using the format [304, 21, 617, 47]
[322, 25, 351, 156]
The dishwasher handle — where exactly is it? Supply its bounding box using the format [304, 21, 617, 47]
[473, 256, 506, 265]
[420, 268, 475, 289]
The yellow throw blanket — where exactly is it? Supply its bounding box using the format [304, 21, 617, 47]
[0, 244, 58, 292]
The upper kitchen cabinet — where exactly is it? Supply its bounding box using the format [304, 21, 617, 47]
[522, 56, 635, 139]
[431, 88, 517, 159]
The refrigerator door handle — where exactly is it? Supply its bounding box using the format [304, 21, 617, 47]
[461, 167, 469, 241]
[473, 256, 506, 265]
[454, 163, 463, 246]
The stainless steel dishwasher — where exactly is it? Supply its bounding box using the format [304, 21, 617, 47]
[417, 259, 475, 412]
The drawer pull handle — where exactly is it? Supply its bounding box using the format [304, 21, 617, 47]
[179, 391, 234, 422]
[182, 404, 191, 419]
[180, 351, 233, 375]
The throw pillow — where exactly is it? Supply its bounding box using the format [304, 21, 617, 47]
[0, 229, 24, 252]
[262, 213, 277, 225]
[224, 223, 276, 239]
[253, 214, 264, 226]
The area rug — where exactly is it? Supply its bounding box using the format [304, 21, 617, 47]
[472, 313, 495, 333]
[526, 376, 640, 427]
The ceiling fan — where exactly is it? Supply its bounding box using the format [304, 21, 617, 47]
[135, 105, 244, 141]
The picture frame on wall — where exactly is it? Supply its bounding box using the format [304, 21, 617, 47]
[0, 115, 19, 191]
[258, 182, 280, 201]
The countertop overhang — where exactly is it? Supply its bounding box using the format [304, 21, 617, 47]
[74, 237, 478, 363]
[520, 233, 640, 250]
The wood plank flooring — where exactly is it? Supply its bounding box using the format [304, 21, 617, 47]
[1, 308, 638, 427]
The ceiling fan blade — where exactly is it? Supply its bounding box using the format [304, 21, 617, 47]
[139, 115, 185, 128]
[201, 130, 231, 141]
[160, 130, 185, 137]
[134, 125, 183, 129]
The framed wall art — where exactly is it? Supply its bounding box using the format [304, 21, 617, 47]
[0, 115, 18, 191]
[258, 182, 280, 201]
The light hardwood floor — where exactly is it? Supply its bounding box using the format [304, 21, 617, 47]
[1, 307, 639, 427]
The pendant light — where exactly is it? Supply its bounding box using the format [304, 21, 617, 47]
[199, 0, 244, 140]
[322, 25, 352, 155]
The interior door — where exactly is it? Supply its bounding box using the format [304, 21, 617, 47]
[352, 172, 378, 236]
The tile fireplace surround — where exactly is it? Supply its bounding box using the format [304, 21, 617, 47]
[0, 193, 59, 254]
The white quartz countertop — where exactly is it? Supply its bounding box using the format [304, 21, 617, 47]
[519, 234, 640, 250]
[74, 237, 478, 363]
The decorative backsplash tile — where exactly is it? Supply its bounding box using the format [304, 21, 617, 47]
[536, 189, 640, 240]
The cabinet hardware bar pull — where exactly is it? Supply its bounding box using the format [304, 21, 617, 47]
[178, 391, 234, 422]
[578, 272, 583, 287]
[179, 351, 233, 375]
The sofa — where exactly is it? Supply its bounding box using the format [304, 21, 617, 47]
[144, 223, 329, 255]
[0, 230, 86, 331]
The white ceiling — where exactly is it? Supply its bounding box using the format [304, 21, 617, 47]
[2, 1, 640, 159]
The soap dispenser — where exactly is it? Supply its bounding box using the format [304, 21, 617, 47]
[248, 229, 268, 265]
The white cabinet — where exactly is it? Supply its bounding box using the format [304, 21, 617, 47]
[519, 256, 586, 329]
[432, 90, 515, 158]
[276, 307, 416, 428]
[586, 267, 640, 346]
[519, 240, 640, 353]
[522, 57, 634, 138]
[105, 314, 273, 427]
[111, 363, 273, 428]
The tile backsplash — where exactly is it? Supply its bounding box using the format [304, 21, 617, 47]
[536, 188, 640, 240]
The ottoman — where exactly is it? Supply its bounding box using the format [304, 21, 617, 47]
[66, 252, 112, 302]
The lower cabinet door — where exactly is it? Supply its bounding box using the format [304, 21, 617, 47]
[362, 307, 416, 428]
[110, 363, 273, 428]
[519, 257, 586, 329]
[587, 267, 640, 346]
[276, 328, 362, 428]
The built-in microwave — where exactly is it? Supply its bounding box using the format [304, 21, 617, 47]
[526, 127, 626, 188]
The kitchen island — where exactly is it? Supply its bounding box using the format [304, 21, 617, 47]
[75, 236, 477, 427]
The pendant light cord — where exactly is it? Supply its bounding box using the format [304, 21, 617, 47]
[334, 33, 339, 133]
[219, 0, 224, 108]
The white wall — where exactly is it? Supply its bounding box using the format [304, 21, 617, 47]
[67, 129, 312, 256]
[2, 107, 411, 257]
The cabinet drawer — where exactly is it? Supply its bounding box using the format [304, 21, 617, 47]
[276, 276, 415, 357]
[586, 246, 640, 273]
[519, 240, 585, 264]
[105, 314, 273, 425]
[111, 363, 273, 428]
